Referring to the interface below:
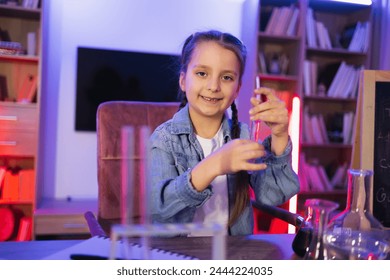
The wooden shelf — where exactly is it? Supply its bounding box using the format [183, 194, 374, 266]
[301, 142, 352, 149]
[0, 2, 41, 241]
[297, 189, 347, 212]
[259, 73, 299, 83]
[258, 32, 301, 43]
[0, 4, 40, 19]
[0, 54, 39, 63]
[306, 47, 368, 58]
[0, 200, 33, 205]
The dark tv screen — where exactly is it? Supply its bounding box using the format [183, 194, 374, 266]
[75, 47, 180, 131]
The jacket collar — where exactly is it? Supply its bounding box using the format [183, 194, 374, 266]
[170, 104, 232, 143]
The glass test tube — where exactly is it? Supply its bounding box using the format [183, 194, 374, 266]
[251, 76, 262, 142]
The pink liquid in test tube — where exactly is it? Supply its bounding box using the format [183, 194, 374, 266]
[251, 76, 261, 142]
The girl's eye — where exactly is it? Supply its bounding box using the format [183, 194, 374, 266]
[222, 75, 234, 81]
[196, 71, 207, 77]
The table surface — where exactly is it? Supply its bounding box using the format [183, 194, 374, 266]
[0, 234, 298, 260]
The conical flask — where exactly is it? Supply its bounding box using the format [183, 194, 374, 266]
[303, 199, 339, 260]
[324, 169, 390, 260]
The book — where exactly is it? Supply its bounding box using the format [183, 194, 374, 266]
[343, 112, 355, 144]
[317, 114, 329, 143]
[330, 162, 348, 188]
[2, 170, 19, 200]
[43, 235, 197, 260]
[316, 165, 332, 191]
[348, 66, 364, 99]
[273, 6, 292, 35]
[258, 51, 267, 74]
[0, 75, 8, 101]
[286, 7, 299, 36]
[316, 22, 332, 50]
[327, 61, 347, 97]
[348, 21, 365, 52]
[18, 74, 38, 102]
[302, 109, 315, 143]
[265, 7, 280, 34]
[0, 166, 7, 188]
[306, 164, 325, 191]
[303, 60, 312, 96]
[298, 154, 310, 192]
[310, 114, 325, 144]
[316, 21, 326, 49]
[18, 169, 35, 201]
[305, 8, 317, 48]
[16, 216, 32, 241]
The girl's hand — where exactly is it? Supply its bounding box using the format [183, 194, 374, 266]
[212, 139, 268, 174]
[249, 87, 289, 155]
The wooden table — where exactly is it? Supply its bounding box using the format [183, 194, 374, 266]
[0, 234, 297, 260]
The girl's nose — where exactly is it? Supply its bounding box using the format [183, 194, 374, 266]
[207, 77, 221, 92]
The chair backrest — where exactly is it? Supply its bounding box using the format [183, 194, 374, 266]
[96, 101, 179, 232]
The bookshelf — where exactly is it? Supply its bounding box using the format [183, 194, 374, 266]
[257, 0, 373, 215]
[0, 2, 41, 241]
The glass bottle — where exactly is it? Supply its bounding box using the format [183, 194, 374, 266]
[303, 199, 339, 260]
[323, 169, 390, 260]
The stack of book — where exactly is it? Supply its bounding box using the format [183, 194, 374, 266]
[302, 109, 355, 145]
[302, 110, 328, 144]
[299, 154, 349, 192]
[326, 62, 363, 99]
[303, 60, 363, 99]
[264, 5, 299, 36]
[306, 8, 332, 49]
[306, 8, 369, 52]
[348, 21, 370, 53]
[0, 41, 23, 55]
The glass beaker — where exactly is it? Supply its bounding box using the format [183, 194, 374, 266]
[303, 199, 339, 260]
[292, 202, 313, 257]
[323, 169, 390, 260]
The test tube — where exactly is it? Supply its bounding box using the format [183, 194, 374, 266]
[251, 76, 261, 142]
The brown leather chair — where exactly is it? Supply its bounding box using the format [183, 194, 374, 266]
[95, 100, 302, 236]
[96, 101, 180, 234]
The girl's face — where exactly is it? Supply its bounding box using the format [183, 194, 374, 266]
[179, 41, 241, 122]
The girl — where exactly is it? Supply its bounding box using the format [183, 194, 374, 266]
[149, 30, 299, 235]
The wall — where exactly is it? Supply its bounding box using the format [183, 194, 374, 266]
[38, 0, 258, 201]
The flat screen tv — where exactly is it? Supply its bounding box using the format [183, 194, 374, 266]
[75, 47, 180, 131]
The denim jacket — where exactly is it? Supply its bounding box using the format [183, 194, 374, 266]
[149, 105, 299, 235]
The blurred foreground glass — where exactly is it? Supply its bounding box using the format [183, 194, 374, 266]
[324, 169, 390, 260]
[120, 125, 151, 259]
[303, 199, 339, 260]
[292, 200, 314, 257]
